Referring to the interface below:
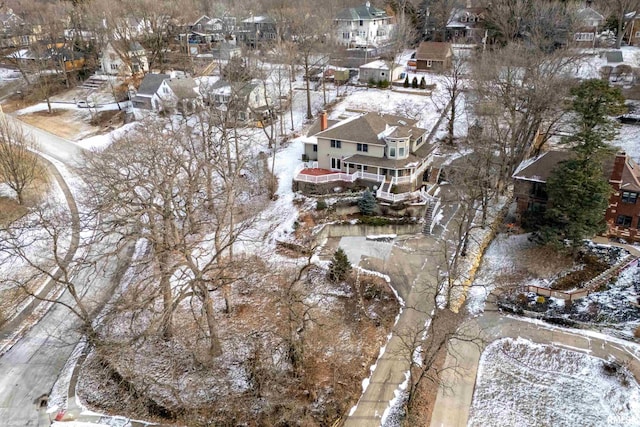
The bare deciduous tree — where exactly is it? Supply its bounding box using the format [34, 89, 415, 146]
[0, 115, 43, 205]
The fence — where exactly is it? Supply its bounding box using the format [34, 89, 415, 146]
[525, 255, 639, 301]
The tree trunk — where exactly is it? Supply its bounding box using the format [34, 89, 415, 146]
[203, 291, 223, 357]
[304, 56, 312, 120]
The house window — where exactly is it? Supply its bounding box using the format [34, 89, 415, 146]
[330, 139, 341, 148]
[377, 30, 386, 37]
[163, 87, 169, 94]
[357, 143, 368, 152]
[110, 64, 119, 70]
[574, 33, 594, 41]
[389, 147, 396, 157]
[416, 136, 423, 145]
[358, 30, 366, 38]
[398, 147, 405, 157]
[622, 191, 638, 204]
[312, 145, 317, 152]
[635, 31, 640, 38]
[331, 158, 341, 170]
[343, 32, 350, 39]
[616, 215, 633, 227]
[426, 60, 432, 68]
[359, 20, 363, 26]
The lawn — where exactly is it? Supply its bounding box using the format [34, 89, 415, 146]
[468, 337, 640, 427]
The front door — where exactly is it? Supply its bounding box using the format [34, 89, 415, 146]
[331, 158, 341, 171]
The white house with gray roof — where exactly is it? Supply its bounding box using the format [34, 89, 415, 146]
[334, 1, 394, 48]
[296, 112, 436, 195]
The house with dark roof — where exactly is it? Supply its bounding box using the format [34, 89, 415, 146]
[334, 1, 394, 49]
[512, 150, 640, 242]
[0, 8, 42, 48]
[445, 4, 486, 44]
[131, 73, 170, 111]
[155, 77, 200, 114]
[294, 112, 437, 199]
[415, 42, 453, 72]
[236, 15, 277, 48]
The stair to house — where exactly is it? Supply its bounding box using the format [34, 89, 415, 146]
[379, 179, 393, 193]
[422, 200, 436, 235]
[80, 76, 108, 90]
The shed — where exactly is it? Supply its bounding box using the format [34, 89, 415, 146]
[358, 60, 403, 84]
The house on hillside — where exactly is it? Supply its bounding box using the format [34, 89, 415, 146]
[573, 5, 604, 47]
[203, 78, 270, 122]
[415, 42, 453, 72]
[513, 150, 640, 242]
[131, 73, 169, 111]
[358, 60, 403, 84]
[334, 1, 394, 49]
[100, 41, 149, 76]
[294, 112, 437, 200]
[212, 42, 242, 60]
[155, 77, 200, 114]
[444, 3, 486, 44]
[236, 15, 277, 48]
[0, 8, 42, 48]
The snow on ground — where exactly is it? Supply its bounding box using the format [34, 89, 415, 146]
[16, 102, 127, 115]
[0, 67, 21, 81]
[466, 233, 536, 315]
[468, 337, 640, 427]
[77, 122, 140, 150]
[613, 124, 640, 163]
[0, 182, 17, 199]
[573, 46, 640, 80]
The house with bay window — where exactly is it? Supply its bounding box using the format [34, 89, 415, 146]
[295, 111, 437, 202]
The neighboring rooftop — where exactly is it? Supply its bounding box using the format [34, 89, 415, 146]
[335, 2, 390, 21]
[416, 41, 453, 59]
[136, 73, 170, 96]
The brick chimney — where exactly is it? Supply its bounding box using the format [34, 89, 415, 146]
[611, 151, 626, 184]
[320, 110, 328, 131]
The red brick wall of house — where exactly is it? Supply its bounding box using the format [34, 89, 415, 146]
[605, 153, 640, 241]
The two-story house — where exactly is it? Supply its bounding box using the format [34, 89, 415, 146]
[0, 9, 42, 48]
[295, 112, 437, 200]
[573, 5, 604, 47]
[513, 150, 640, 242]
[204, 78, 270, 122]
[334, 2, 394, 49]
[236, 15, 277, 48]
[445, 4, 486, 44]
[100, 41, 149, 76]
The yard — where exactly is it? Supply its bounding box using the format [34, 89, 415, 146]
[468, 337, 640, 427]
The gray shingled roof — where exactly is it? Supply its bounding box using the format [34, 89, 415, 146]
[316, 113, 420, 146]
[335, 3, 389, 21]
[512, 151, 573, 182]
[137, 73, 169, 96]
[166, 77, 198, 99]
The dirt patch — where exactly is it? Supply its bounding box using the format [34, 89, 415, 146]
[89, 110, 124, 128]
[19, 109, 95, 140]
[0, 197, 28, 226]
[551, 253, 608, 291]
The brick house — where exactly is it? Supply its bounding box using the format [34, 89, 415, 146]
[513, 150, 640, 242]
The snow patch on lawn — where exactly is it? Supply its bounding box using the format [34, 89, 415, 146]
[468, 337, 640, 427]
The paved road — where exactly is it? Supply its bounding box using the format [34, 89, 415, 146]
[0, 115, 109, 426]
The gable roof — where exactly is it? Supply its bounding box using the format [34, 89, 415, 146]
[618, 153, 640, 192]
[416, 42, 452, 60]
[336, 3, 390, 21]
[165, 77, 198, 99]
[576, 7, 604, 23]
[316, 112, 423, 146]
[137, 73, 169, 96]
[512, 150, 573, 182]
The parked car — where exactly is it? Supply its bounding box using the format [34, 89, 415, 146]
[76, 100, 95, 108]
